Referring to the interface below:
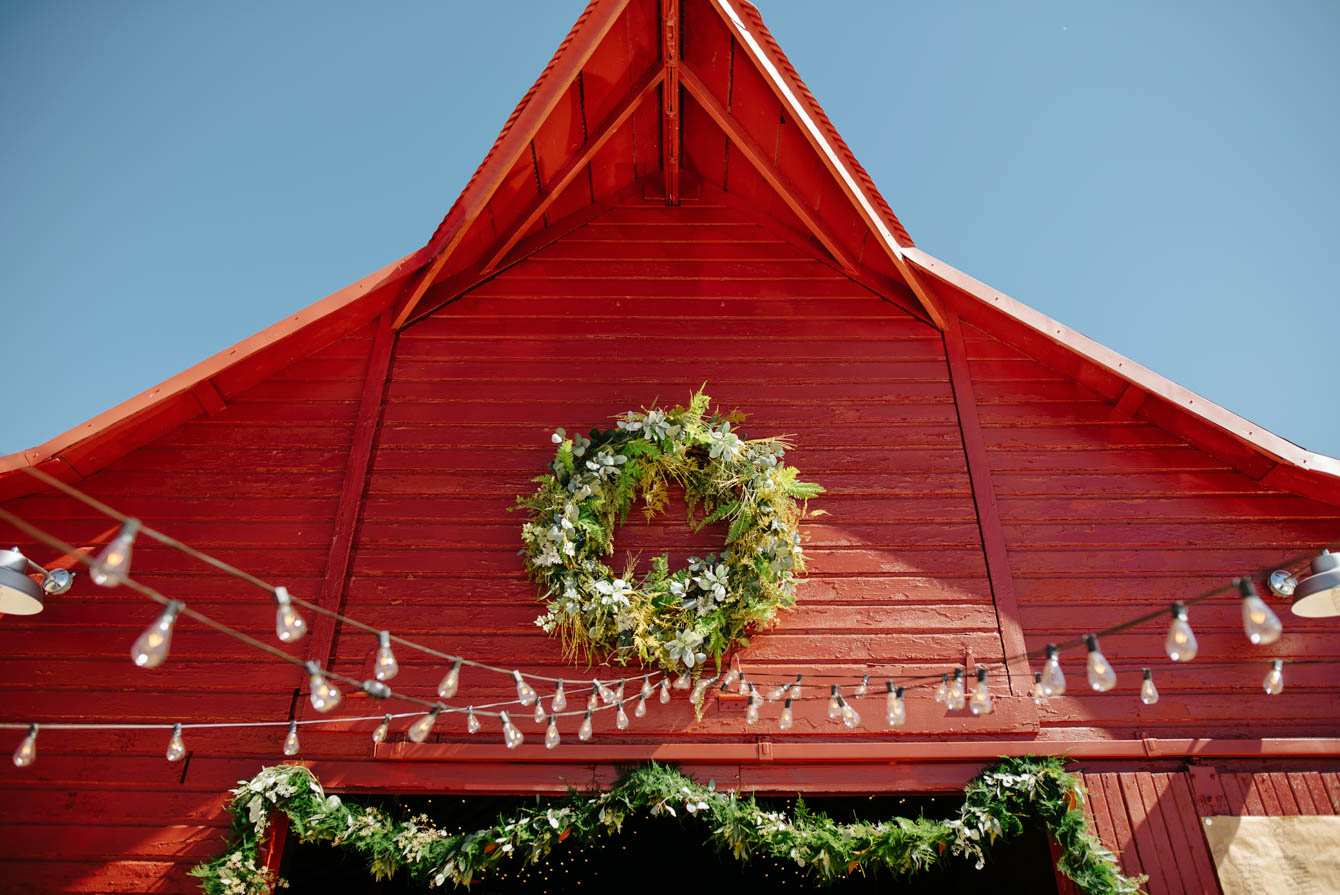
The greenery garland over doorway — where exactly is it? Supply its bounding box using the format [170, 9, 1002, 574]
[191, 758, 1141, 894]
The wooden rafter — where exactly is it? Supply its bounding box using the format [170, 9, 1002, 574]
[479, 66, 664, 275]
[391, 0, 631, 330]
[679, 65, 857, 274]
[661, 0, 680, 205]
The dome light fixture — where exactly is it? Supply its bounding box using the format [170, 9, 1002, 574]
[1269, 550, 1340, 618]
[0, 547, 74, 615]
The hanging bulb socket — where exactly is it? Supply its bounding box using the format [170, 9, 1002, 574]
[946, 668, 966, 711]
[827, 684, 841, 719]
[969, 667, 993, 716]
[745, 684, 760, 725]
[373, 631, 399, 681]
[658, 677, 671, 703]
[166, 723, 186, 762]
[1139, 668, 1159, 705]
[305, 660, 342, 712]
[466, 707, 481, 734]
[578, 709, 594, 741]
[1040, 644, 1066, 696]
[283, 720, 300, 756]
[91, 518, 140, 587]
[886, 681, 906, 728]
[934, 673, 948, 704]
[514, 671, 538, 706]
[1165, 601, 1198, 662]
[13, 723, 38, 767]
[131, 601, 183, 669]
[854, 674, 870, 698]
[500, 711, 524, 749]
[545, 714, 561, 749]
[779, 697, 794, 731]
[1083, 634, 1117, 692]
[361, 678, 391, 700]
[372, 714, 391, 745]
[273, 586, 306, 643]
[640, 676, 653, 701]
[839, 695, 862, 729]
[409, 704, 444, 743]
[1263, 659, 1285, 695]
[1239, 578, 1283, 645]
[437, 659, 462, 699]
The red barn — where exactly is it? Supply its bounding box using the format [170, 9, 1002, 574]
[2, 1, 1337, 892]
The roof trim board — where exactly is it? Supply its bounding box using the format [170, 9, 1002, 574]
[906, 246, 1340, 493]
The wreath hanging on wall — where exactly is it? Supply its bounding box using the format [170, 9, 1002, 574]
[520, 390, 824, 673]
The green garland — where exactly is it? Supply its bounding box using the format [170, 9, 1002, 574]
[520, 390, 824, 672]
[190, 758, 1142, 894]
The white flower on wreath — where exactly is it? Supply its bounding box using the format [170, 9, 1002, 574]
[616, 414, 644, 434]
[665, 629, 706, 668]
[642, 409, 680, 441]
[708, 422, 742, 459]
[586, 450, 627, 480]
[594, 578, 633, 607]
[694, 564, 730, 603]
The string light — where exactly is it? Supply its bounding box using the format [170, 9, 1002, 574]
[408, 705, 444, 743]
[90, 518, 139, 587]
[578, 710, 593, 741]
[746, 684, 760, 724]
[533, 699, 547, 724]
[1083, 635, 1116, 692]
[1139, 669, 1159, 705]
[946, 669, 966, 711]
[968, 669, 993, 716]
[500, 711, 524, 748]
[131, 601, 183, 669]
[595, 679, 616, 704]
[283, 720, 299, 756]
[827, 685, 841, 720]
[514, 671, 538, 706]
[838, 695, 861, 729]
[1239, 578, 1283, 645]
[886, 682, 905, 728]
[658, 678, 671, 703]
[778, 697, 793, 730]
[12, 723, 37, 767]
[934, 674, 948, 704]
[634, 692, 647, 718]
[273, 586, 306, 643]
[1164, 601, 1197, 661]
[586, 689, 599, 712]
[639, 675, 652, 702]
[466, 707, 481, 734]
[373, 631, 399, 681]
[1040, 645, 1066, 696]
[673, 672, 691, 690]
[305, 661, 343, 713]
[1032, 672, 1046, 703]
[722, 667, 740, 691]
[689, 676, 715, 707]
[1263, 659, 1285, 695]
[545, 714, 561, 749]
[854, 674, 870, 698]
[768, 674, 799, 702]
[437, 660, 462, 699]
[166, 723, 185, 761]
[372, 714, 391, 744]
[614, 702, 630, 730]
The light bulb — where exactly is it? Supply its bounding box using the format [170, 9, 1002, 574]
[1164, 601, 1198, 662]
[779, 698, 793, 730]
[854, 674, 869, 698]
[91, 518, 140, 587]
[615, 704, 629, 730]
[640, 676, 653, 701]
[1084, 634, 1117, 692]
[306, 661, 342, 713]
[946, 669, 966, 711]
[767, 682, 791, 702]
[578, 710, 593, 741]
[746, 686, 759, 724]
[634, 695, 647, 718]
[362, 678, 391, 700]
[273, 587, 306, 643]
[737, 674, 750, 696]
[1239, 578, 1282, 645]
[466, 707, 481, 734]
[1139, 669, 1159, 705]
[409, 706, 443, 743]
[659, 678, 671, 703]
[545, 715, 561, 749]
[1263, 659, 1284, 695]
[827, 685, 841, 720]
[934, 674, 948, 704]
[969, 669, 993, 716]
[586, 689, 599, 712]
[722, 668, 740, 690]
[372, 714, 391, 744]
[886, 683, 906, 728]
[131, 601, 183, 669]
[673, 672, 691, 690]
[501, 711, 524, 748]
[373, 631, 399, 681]
[1041, 645, 1066, 696]
[283, 721, 300, 756]
[533, 699, 547, 724]
[552, 682, 568, 712]
[689, 676, 714, 706]
[166, 723, 185, 762]
[12, 723, 37, 767]
[595, 679, 616, 704]
[437, 660, 462, 699]
[840, 697, 861, 729]
[513, 671, 538, 706]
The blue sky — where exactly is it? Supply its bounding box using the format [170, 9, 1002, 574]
[2, 1, 1337, 458]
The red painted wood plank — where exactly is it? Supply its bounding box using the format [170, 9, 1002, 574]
[1134, 772, 1184, 894]
[1285, 772, 1318, 814]
[1245, 774, 1277, 815]
[1099, 774, 1144, 882]
[1300, 773, 1335, 815]
[1188, 766, 1231, 816]
[943, 316, 1029, 695]
[1267, 772, 1301, 815]
[1118, 772, 1175, 895]
[1148, 773, 1205, 894]
[1320, 773, 1340, 813]
[1082, 773, 1120, 859]
[1167, 772, 1223, 895]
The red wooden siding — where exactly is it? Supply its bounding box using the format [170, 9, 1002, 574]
[0, 326, 377, 893]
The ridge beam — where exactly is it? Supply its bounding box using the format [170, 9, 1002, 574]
[661, 0, 681, 205]
[481, 66, 664, 275]
[679, 65, 857, 274]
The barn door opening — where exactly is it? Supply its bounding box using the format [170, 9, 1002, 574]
[279, 792, 1060, 892]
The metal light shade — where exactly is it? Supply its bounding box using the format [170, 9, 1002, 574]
[1290, 550, 1340, 618]
[0, 548, 44, 615]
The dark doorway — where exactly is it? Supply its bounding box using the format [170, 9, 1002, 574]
[280, 792, 1059, 893]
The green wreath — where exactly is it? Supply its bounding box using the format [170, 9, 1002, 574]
[520, 390, 824, 673]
